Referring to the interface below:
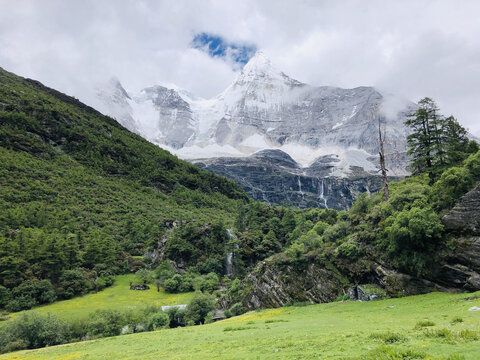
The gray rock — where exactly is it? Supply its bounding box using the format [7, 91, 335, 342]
[443, 183, 480, 235]
[194, 149, 402, 209]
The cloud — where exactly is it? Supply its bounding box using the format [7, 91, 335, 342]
[0, 0, 479, 134]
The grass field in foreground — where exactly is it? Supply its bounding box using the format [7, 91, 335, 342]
[2, 291, 480, 359]
[4, 275, 194, 322]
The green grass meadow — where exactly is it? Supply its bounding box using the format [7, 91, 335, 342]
[4, 275, 194, 322]
[2, 291, 480, 359]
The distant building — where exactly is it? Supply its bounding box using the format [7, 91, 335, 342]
[161, 304, 187, 311]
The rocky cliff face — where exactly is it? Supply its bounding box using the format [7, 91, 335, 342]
[194, 149, 401, 209]
[95, 52, 414, 209]
[443, 183, 480, 235]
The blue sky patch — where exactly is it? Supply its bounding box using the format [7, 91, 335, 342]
[192, 33, 257, 67]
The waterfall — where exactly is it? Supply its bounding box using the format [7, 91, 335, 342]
[226, 252, 233, 276]
[225, 229, 237, 276]
[297, 175, 304, 198]
[319, 179, 328, 209]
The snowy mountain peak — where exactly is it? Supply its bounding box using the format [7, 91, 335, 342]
[241, 51, 274, 75]
[233, 51, 303, 88]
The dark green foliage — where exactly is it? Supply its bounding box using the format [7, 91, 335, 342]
[405, 97, 477, 183]
[166, 307, 186, 328]
[5, 280, 56, 312]
[58, 269, 92, 299]
[383, 207, 443, 275]
[147, 311, 170, 330]
[229, 302, 247, 316]
[166, 221, 229, 274]
[0, 313, 69, 353]
[163, 274, 194, 293]
[0, 285, 10, 307]
[184, 291, 216, 325]
[87, 310, 125, 337]
[0, 67, 248, 308]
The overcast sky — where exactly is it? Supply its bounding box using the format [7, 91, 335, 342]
[1, 0, 479, 135]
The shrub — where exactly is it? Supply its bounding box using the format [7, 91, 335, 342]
[0, 286, 10, 308]
[1, 339, 27, 353]
[87, 310, 125, 337]
[135, 269, 154, 284]
[58, 269, 90, 299]
[163, 277, 179, 293]
[199, 273, 219, 293]
[6, 280, 56, 312]
[370, 331, 406, 343]
[184, 291, 215, 325]
[229, 302, 247, 316]
[0, 313, 69, 353]
[166, 307, 186, 327]
[322, 221, 350, 243]
[335, 239, 362, 259]
[451, 316, 463, 324]
[414, 320, 435, 329]
[147, 312, 169, 331]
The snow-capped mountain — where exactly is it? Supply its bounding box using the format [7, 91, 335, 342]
[94, 51, 416, 208]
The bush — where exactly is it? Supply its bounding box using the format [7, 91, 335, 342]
[322, 221, 350, 243]
[229, 302, 247, 316]
[87, 310, 125, 337]
[58, 269, 91, 299]
[2, 339, 27, 353]
[6, 280, 56, 312]
[135, 269, 154, 284]
[163, 277, 180, 293]
[147, 311, 169, 331]
[199, 273, 219, 293]
[0, 286, 10, 308]
[163, 274, 195, 293]
[166, 307, 186, 327]
[184, 291, 216, 325]
[383, 206, 443, 276]
[335, 239, 362, 259]
[0, 313, 69, 353]
[414, 320, 435, 329]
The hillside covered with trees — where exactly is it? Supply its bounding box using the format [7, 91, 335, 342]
[0, 67, 248, 312]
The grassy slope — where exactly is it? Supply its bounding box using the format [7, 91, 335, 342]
[3, 291, 480, 359]
[6, 275, 194, 322]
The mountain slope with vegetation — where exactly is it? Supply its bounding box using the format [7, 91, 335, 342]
[0, 67, 247, 312]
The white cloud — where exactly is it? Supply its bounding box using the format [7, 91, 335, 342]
[0, 0, 479, 133]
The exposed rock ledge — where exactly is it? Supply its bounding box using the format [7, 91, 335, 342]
[443, 182, 480, 235]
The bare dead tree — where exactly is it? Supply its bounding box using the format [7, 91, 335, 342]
[372, 104, 389, 201]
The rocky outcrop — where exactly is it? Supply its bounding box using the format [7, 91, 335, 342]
[130, 284, 150, 290]
[241, 258, 453, 310]
[243, 260, 344, 309]
[443, 183, 480, 234]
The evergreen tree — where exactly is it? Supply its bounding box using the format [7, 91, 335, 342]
[405, 97, 476, 183]
[405, 98, 443, 183]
